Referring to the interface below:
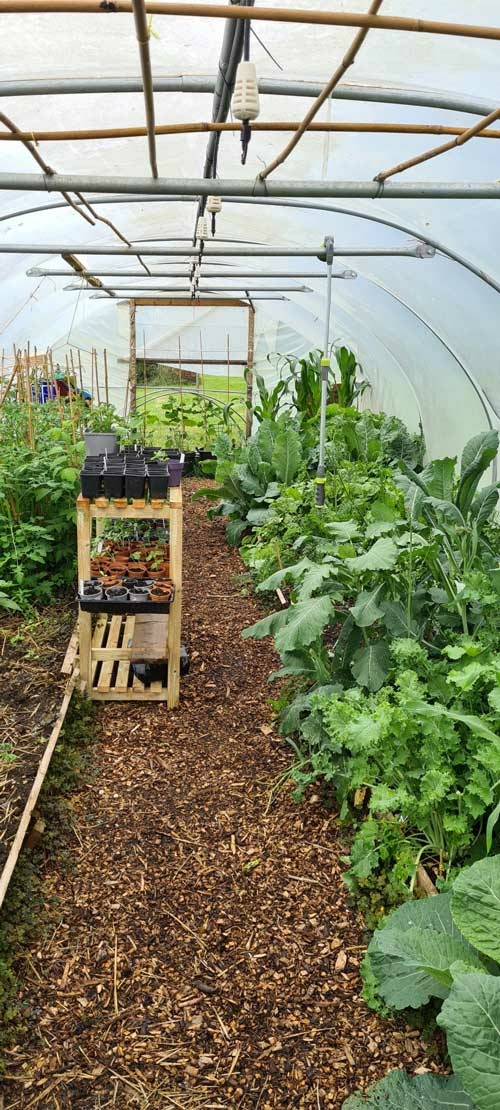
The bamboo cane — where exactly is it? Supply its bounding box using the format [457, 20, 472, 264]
[93, 347, 101, 405]
[48, 349, 64, 420]
[24, 345, 34, 449]
[76, 347, 84, 398]
[65, 353, 78, 457]
[0, 352, 20, 408]
[69, 348, 83, 435]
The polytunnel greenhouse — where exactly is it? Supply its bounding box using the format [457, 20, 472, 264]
[2, 2, 500, 1107]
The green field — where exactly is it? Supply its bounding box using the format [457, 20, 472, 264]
[136, 375, 247, 449]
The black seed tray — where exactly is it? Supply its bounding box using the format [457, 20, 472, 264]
[77, 594, 173, 615]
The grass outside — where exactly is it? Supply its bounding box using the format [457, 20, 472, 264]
[137, 375, 247, 449]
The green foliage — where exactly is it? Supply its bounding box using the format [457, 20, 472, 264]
[195, 416, 304, 545]
[334, 345, 370, 408]
[357, 855, 500, 1110]
[0, 400, 86, 608]
[342, 1071, 472, 1109]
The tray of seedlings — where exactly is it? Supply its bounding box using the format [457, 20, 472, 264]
[78, 518, 175, 613]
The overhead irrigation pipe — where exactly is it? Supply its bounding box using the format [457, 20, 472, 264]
[194, 0, 254, 237]
[28, 266, 385, 279]
[2, 173, 500, 198]
[4, 120, 500, 143]
[131, 0, 158, 177]
[315, 236, 334, 508]
[259, 0, 384, 182]
[25, 248, 434, 275]
[3, 3, 500, 43]
[89, 292, 290, 300]
[62, 282, 328, 292]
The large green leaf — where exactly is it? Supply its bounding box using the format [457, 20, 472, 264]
[380, 599, 414, 637]
[351, 585, 385, 628]
[246, 508, 270, 526]
[451, 855, 500, 962]
[351, 640, 390, 691]
[419, 457, 456, 500]
[242, 606, 291, 641]
[423, 497, 466, 529]
[256, 419, 278, 462]
[368, 894, 464, 1009]
[345, 537, 398, 573]
[274, 596, 334, 654]
[373, 924, 485, 1005]
[342, 1070, 472, 1109]
[471, 484, 500, 530]
[226, 519, 247, 546]
[438, 971, 500, 1110]
[457, 431, 499, 516]
[257, 559, 314, 594]
[324, 519, 359, 541]
[271, 428, 302, 484]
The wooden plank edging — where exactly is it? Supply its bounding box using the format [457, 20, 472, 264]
[0, 669, 79, 910]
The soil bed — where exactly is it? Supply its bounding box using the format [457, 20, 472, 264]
[0, 605, 74, 874]
[4, 481, 442, 1108]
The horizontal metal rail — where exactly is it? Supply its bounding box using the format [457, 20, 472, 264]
[1, 173, 499, 198]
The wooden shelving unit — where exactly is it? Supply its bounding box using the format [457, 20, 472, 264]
[76, 488, 183, 706]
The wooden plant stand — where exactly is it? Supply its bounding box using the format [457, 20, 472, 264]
[76, 489, 183, 706]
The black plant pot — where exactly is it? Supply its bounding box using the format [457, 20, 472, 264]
[125, 473, 146, 499]
[103, 470, 125, 498]
[80, 470, 102, 498]
[81, 580, 103, 599]
[148, 466, 169, 499]
[168, 460, 184, 488]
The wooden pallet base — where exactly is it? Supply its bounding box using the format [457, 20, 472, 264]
[89, 614, 169, 701]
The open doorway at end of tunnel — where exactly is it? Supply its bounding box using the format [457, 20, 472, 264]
[134, 303, 252, 452]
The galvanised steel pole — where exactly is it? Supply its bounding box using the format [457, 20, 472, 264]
[316, 235, 334, 508]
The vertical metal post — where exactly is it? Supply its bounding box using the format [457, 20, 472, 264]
[315, 234, 334, 507]
[246, 303, 255, 439]
[129, 299, 137, 411]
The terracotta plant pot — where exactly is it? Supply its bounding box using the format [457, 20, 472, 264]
[127, 561, 148, 577]
[101, 574, 122, 590]
[150, 580, 175, 603]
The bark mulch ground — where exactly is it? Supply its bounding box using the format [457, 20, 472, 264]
[4, 481, 442, 1109]
[0, 605, 74, 874]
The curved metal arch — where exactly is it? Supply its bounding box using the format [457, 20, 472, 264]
[2, 191, 499, 297]
[0, 76, 496, 121]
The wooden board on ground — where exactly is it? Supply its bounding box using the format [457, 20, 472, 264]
[61, 626, 78, 674]
[130, 614, 168, 662]
[0, 669, 78, 910]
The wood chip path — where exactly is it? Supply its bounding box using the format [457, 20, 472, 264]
[4, 481, 441, 1108]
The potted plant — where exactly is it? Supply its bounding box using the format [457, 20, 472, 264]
[83, 403, 121, 456]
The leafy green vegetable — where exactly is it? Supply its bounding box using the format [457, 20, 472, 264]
[342, 1070, 472, 1109]
[438, 971, 500, 1110]
[451, 857, 500, 962]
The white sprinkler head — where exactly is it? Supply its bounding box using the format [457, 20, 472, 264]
[232, 61, 260, 121]
[206, 195, 222, 214]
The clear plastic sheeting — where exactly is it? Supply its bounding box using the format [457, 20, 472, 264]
[0, 1, 499, 458]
